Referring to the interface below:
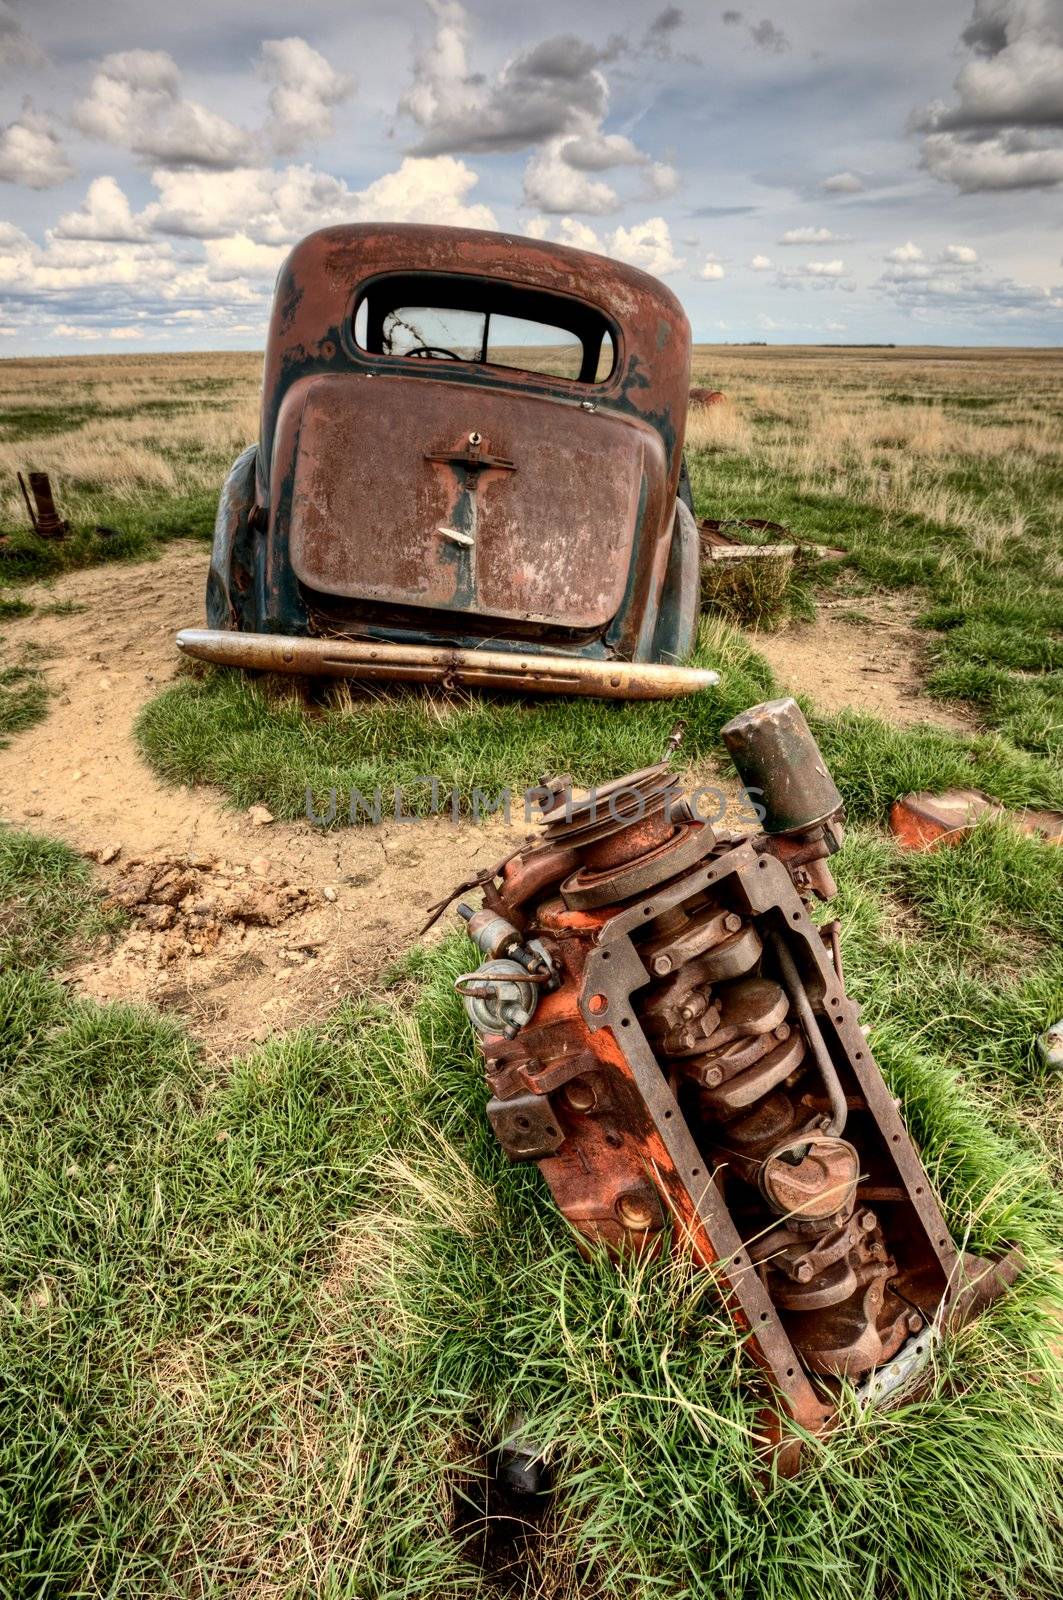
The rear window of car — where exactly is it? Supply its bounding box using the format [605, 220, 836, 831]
[353, 274, 616, 385]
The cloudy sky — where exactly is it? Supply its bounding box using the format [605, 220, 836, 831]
[0, 0, 1061, 352]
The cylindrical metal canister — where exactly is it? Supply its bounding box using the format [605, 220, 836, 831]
[720, 697, 843, 835]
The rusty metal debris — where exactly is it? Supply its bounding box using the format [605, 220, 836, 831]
[700, 517, 796, 566]
[447, 696, 1019, 1470]
[18, 471, 69, 538]
[690, 388, 726, 406]
[183, 223, 712, 700]
[890, 789, 1063, 851]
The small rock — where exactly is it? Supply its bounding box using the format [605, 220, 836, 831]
[322, 885, 337, 902]
[248, 805, 275, 827]
[249, 855, 271, 877]
[1038, 1020, 1063, 1070]
[97, 843, 121, 865]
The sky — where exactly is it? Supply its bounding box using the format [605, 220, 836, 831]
[0, 0, 1061, 352]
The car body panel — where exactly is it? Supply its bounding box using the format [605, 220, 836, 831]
[199, 222, 703, 693]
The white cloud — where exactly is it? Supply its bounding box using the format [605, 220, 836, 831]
[355, 155, 496, 229]
[803, 259, 847, 277]
[916, 1, 1063, 191]
[203, 233, 289, 277]
[146, 155, 495, 247]
[55, 176, 148, 241]
[821, 171, 864, 193]
[403, 1, 672, 216]
[884, 241, 984, 284]
[526, 214, 684, 277]
[51, 322, 102, 341]
[560, 130, 645, 172]
[699, 257, 725, 280]
[258, 37, 353, 156]
[74, 49, 257, 169]
[882, 260, 932, 283]
[926, 14, 1063, 131]
[523, 142, 619, 214]
[921, 128, 1063, 190]
[608, 216, 683, 276]
[778, 226, 845, 245]
[750, 253, 773, 270]
[523, 214, 602, 251]
[878, 257, 1063, 323]
[646, 160, 679, 198]
[0, 105, 74, 189]
[402, 2, 613, 155]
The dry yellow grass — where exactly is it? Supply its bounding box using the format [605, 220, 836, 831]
[1, 344, 1059, 576]
[686, 345, 1063, 561]
[0, 352, 261, 526]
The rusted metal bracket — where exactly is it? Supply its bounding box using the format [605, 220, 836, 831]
[425, 428, 516, 474]
[18, 471, 69, 538]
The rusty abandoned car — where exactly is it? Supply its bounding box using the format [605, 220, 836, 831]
[450, 700, 1019, 1470]
[177, 223, 716, 700]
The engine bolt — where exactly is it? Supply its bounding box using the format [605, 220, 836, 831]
[907, 1311, 924, 1333]
[561, 1078, 596, 1113]
[702, 1065, 723, 1087]
[795, 1262, 814, 1282]
[653, 955, 673, 976]
[724, 913, 742, 932]
[617, 1193, 656, 1231]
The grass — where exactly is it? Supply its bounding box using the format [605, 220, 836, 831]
[0, 662, 49, 746]
[3, 347, 1063, 1594]
[0, 826, 122, 968]
[0, 353, 259, 580]
[135, 616, 1063, 828]
[685, 347, 1063, 758]
[2, 823, 1063, 1597]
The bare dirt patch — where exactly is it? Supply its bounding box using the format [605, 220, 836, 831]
[0, 543, 525, 1054]
[746, 593, 972, 730]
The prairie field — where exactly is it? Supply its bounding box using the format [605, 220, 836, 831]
[1, 345, 1063, 1599]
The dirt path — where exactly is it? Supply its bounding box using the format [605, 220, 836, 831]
[745, 593, 971, 730]
[0, 544, 525, 1056]
[0, 548, 969, 1055]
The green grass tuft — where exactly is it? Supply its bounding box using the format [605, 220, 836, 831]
[0, 663, 49, 746]
[135, 618, 1063, 829]
[0, 826, 122, 968]
[1, 926, 1061, 1598]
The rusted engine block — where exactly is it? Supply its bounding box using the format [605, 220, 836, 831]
[451, 698, 1017, 1466]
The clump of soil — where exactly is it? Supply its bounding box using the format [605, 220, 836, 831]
[104, 852, 310, 964]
